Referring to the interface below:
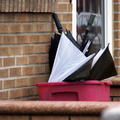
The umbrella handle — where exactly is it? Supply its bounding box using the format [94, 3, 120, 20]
[52, 13, 63, 33]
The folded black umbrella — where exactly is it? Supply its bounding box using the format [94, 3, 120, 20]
[49, 13, 80, 71]
[49, 33, 61, 71]
[48, 32, 95, 82]
[88, 45, 117, 80]
[64, 55, 94, 82]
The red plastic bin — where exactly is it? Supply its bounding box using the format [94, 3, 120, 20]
[35, 81, 112, 101]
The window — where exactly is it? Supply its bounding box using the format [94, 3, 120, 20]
[72, 0, 113, 54]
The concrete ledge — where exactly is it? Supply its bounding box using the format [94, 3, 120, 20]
[103, 76, 120, 85]
[0, 101, 120, 115]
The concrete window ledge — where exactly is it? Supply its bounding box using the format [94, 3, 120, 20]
[0, 101, 120, 120]
[0, 101, 120, 115]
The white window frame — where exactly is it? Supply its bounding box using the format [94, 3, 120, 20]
[72, 0, 113, 55]
[104, 0, 113, 54]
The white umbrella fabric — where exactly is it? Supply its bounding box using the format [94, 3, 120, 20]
[48, 32, 95, 82]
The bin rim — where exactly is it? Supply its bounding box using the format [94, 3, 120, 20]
[34, 80, 112, 87]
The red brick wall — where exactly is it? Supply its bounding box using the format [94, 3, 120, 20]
[0, 0, 72, 100]
[0, 115, 100, 120]
[114, 0, 120, 74]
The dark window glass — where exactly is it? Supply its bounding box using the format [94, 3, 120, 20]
[77, 0, 104, 52]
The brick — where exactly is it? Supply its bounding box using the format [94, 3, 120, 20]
[56, 4, 67, 12]
[111, 87, 120, 96]
[37, 14, 52, 22]
[21, 24, 34, 33]
[29, 35, 39, 43]
[1, 0, 5, 12]
[114, 40, 120, 48]
[16, 35, 29, 44]
[39, 54, 49, 63]
[33, 44, 50, 54]
[28, 55, 40, 64]
[15, 13, 29, 22]
[14, 0, 18, 12]
[33, 44, 45, 53]
[114, 58, 120, 66]
[114, 22, 120, 29]
[33, 65, 45, 74]
[3, 57, 15, 66]
[38, 75, 49, 82]
[18, 0, 22, 12]
[63, 14, 72, 21]
[0, 36, 3, 44]
[10, 89, 22, 99]
[10, 67, 21, 77]
[2, 13, 15, 22]
[22, 66, 33, 75]
[9, 0, 14, 12]
[4, 79, 15, 89]
[0, 116, 29, 120]
[16, 78, 28, 87]
[62, 23, 68, 31]
[25, 0, 30, 12]
[23, 45, 34, 54]
[28, 13, 38, 22]
[0, 81, 2, 90]
[0, 69, 8, 78]
[28, 76, 39, 86]
[18, 96, 39, 101]
[0, 13, 3, 22]
[0, 58, 2, 67]
[22, 87, 33, 97]
[71, 116, 100, 120]
[32, 116, 68, 120]
[56, 0, 69, 1]
[9, 24, 22, 33]
[0, 46, 9, 56]
[33, 75, 49, 83]
[36, 23, 45, 32]
[68, 4, 72, 12]
[21, 0, 26, 12]
[116, 67, 120, 74]
[16, 56, 28, 65]
[114, 13, 120, 21]
[32, 86, 38, 95]
[33, 0, 37, 12]
[5, 0, 10, 12]
[39, 34, 52, 43]
[45, 64, 50, 73]
[3, 35, 16, 44]
[114, 49, 120, 57]
[114, 0, 120, 2]
[67, 24, 72, 31]
[0, 91, 8, 100]
[8, 46, 23, 55]
[44, 23, 53, 32]
[112, 97, 120, 101]
[114, 32, 120, 39]
[45, 44, 50, 52]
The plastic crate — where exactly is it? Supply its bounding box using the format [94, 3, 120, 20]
[35, 81, 112, 101]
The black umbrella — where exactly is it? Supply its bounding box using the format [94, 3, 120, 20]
[88, 45, 117, 80]
[49, 13, 117, 83]
[48, 32, 95, 82]
[49, 13, 80, 71]
[63, 55, 94, 82]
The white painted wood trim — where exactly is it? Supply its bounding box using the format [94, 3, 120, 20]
[104, 0, 113, 55]
[72, 0, 77, 40]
